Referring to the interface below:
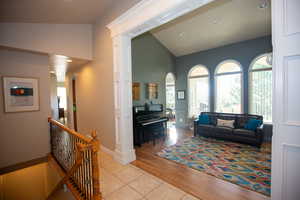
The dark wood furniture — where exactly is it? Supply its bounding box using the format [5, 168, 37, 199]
[133, 104, 168, 146]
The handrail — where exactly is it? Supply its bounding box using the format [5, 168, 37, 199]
[48, 117, 92, 143]
[48, 118, 101, 200]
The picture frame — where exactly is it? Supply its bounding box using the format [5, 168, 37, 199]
[147, 83, 158, 99]
[132, 82, 140, 100]
[177, 90, 185, 100]
[2, 76, 40, 112]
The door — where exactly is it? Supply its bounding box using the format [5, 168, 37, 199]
[272, 0, 300, 199]
[72, 78, 78, 131]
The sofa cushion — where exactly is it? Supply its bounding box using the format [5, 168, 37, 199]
[214, 126, 233, 135]
[244, 119, 263, 131]
[233, 129, 256, 137]
[198, 114, 210, 125]
[198, 124, 215, 133]
[217, 119, 235, 128]
[235, 116, 248, 128]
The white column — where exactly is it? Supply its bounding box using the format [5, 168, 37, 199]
[112, 34, 136, 164]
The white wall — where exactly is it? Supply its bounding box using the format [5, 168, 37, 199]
[0, 23, 93, 60]
[0, 48, 51, 168]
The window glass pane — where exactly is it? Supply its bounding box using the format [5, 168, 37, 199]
[189, 77, 209, 117]
[216, 74, 241, 113]
[216, 62, 241, 74]
[250, 68, 272, 122]
[189, 66, 209, 77]
[166, 73, 175, 86]
[252, 55, 272, 70]
[166, 73, 175, 110]
[57, 87, 67, 110]
[166, 85, 175, 109]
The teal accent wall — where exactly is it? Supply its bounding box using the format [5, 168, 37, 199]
[175, 36, 272, 128]
[132, 33, 176, 108]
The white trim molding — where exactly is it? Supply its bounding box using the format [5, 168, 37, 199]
[107, 0, 215, 38]
[106, 0, 215, 164]
[100, 146, 115, 157]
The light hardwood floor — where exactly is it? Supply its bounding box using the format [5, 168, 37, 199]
[132, 124, 270, 200]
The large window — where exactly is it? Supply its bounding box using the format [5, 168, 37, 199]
[249, 53, 272, 122]
[215, 60, 242, 113]
[166, 73, 175, 110]
[188, 65, 209, 117]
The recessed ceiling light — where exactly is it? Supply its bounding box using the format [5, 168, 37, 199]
[212, 19, 219, 24]
[67, 59, 72, 63]
[179, 32, 185, 37]
[258, 0, 268, 9]
[211, 17, 221, 25]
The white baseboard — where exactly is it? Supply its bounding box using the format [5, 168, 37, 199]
[113, 149, 136, 165]
[100, 145, 136, 165]
[100, 146, 115, 157]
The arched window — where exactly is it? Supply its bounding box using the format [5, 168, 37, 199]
[249, 53, 272, 122]
[215, 60, 242, 113]
[188, 65, 209, 117]
[166, 73, 175, 110]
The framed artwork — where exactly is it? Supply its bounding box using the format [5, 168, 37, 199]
[147, 83, 158, 99]
[132, 82, 140, 100]
[177, 90, 185, 100]
[2, 77, 40, 112]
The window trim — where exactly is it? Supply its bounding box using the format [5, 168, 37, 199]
[214, 59, 244, 113]
[187, 65, 210, 118]
[248, 53, 273, 122]
[165, 72, 176, 110]
[165, 72, 176, 86]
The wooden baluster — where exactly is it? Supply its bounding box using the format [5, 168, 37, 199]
[91, 130, 101, 200]
[78, 139, 83, 193]
[75, 137, 79, 187]
[86, 150, 90, 200]
[86, 149, 91, 200]
[48, 118, 101, 200]
[80, 141, 84, 196]
[83, 149, 87, 198]
[89, 150, 93, 200]
[71, 135, 76, 184]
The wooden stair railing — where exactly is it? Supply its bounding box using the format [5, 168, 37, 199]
[47, 118, 101, 200]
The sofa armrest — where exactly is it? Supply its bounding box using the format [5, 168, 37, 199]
[255, 124, 264, 143]
[256, 124, 264, 133]
[194, 119, 199, 136]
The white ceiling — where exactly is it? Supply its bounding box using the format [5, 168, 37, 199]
[0, 0, 113, 24]
[150, 0, 272, 57]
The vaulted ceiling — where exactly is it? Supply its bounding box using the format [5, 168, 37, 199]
[151, 0, 272, 57]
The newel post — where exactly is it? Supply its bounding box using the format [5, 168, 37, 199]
[91, 130, 101, 200]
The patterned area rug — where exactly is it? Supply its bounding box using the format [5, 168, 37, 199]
[157, 137, 271, 196]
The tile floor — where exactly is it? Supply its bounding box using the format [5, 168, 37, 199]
[99, 150, 200, 200]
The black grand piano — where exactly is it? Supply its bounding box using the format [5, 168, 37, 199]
[133, 104, 168, 146]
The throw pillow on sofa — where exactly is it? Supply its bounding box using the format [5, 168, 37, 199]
[217, 119, 235, 128]
[198, 114, 210, 125]
[244, 119, 262, 131]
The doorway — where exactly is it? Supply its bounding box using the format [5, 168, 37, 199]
[107, 0, 300, 199]
[72, 78, 78, 131]
[165, 73, 176, 124]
